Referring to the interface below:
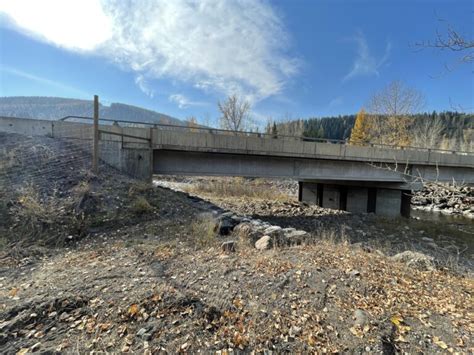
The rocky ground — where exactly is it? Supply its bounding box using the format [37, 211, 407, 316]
[1, 132, 473, 353]
[157, 178, 474, 273]
[412, 183, 473, 218]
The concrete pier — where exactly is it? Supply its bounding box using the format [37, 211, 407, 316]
[298, 181, 412, 217]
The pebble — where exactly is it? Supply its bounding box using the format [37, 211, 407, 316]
[31, 342, 41, 351]
[353, 309, 368, 326]
[137, 328, 147, 337]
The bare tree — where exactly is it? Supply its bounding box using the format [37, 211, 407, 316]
[411, 117, 445, 149]
[367, 81, 425, 146]
[218, 94, 251, 132]
[416, 19, 473, 72]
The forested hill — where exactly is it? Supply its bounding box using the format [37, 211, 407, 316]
[275, 111, 474, 142]
[0, 96, 184, 125]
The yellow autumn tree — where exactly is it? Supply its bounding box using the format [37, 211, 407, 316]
[350, 109, 372, 145]
[186, 116, 199, 132]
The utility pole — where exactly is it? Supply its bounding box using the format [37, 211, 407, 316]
[92, 95, 99, 174]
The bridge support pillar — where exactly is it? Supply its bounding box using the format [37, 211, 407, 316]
[299, 181, 411, 217]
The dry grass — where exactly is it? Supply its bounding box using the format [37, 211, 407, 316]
[190, 214, 217, 249]
[0, 149, 18, 171]
[128, 181, 153, 197]
[13, 184, 61, 236]
[130, 196, 153, 215]
[183, 177, 290, 201]
[72, 181, 91, 199]
[128, 182, 155, 215]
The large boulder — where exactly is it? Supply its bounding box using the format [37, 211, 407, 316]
[233, 222, 261, 242]
[216, 213, 240, 235]
[255, 235, 272, 251]
[284, 230, 308, 246]
[263, 226, 283, 236]
[391, 251, 435, 271]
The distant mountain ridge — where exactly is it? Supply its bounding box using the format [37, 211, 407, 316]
[0, 96, 185, 126]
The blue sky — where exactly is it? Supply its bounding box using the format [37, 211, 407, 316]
[0, 0, 473, 127]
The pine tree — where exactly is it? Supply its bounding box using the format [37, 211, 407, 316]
[272, 122, 278, 138]
[349, 109, 372, 145]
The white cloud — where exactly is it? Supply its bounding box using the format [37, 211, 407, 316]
[343, 30, 391, 82]
[0, 0, 112, 51]
[135, 75, 154, 98]
[0, 0, 298, 101]
[169, 94, 206, 109]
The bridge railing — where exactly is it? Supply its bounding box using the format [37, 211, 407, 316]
[59, 115, 474, 157]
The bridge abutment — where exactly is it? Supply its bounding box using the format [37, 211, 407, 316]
[299, 181, 411, 217]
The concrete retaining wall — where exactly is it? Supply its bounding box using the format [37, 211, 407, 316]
[0, 116, 152, 181]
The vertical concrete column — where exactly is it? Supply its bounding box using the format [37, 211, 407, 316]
[299, 182, 318, 204]
[322, 184, 340, 210]
[376, 188, 402, 217]
[401, 190, 412, 218]
[346, 187, 369, 213]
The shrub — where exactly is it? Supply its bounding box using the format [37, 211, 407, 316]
[128, 181, 153, 197]
[130, 196, 153, 215]
[11, 184, 62, 239]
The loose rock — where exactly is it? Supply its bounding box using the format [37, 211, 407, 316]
[255, 235, 272, 250]
[221, 240, 236, 253]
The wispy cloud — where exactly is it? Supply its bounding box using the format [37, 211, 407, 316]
[0, 66, 90, 97]
[134, 75, 154, 98]
[169, 94, 207, 109]
[0, 0, 299, 102]
[329, 96, 343, 107]
[343, 30, 391, 82]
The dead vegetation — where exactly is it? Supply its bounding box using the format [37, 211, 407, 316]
[182, 177, 292, 201]
[190, 214, 217, 249]
[130, 196, 153, 215]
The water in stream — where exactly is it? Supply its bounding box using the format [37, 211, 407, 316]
[410, 208, 474, 257]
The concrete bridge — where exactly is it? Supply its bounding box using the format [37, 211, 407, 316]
[1, 116, 473, 217]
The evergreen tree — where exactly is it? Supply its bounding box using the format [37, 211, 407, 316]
[271, 122, 278, 138]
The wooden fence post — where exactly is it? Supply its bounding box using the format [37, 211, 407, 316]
[92, 95, 99, 174]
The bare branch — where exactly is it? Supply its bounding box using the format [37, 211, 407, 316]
[415, 19, 474, 73]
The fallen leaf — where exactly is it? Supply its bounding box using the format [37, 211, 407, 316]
[391, 315, 411, 333]
[128, 304, 139, 317]
[433, 336, 448, 349]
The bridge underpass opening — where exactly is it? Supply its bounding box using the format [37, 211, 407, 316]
[298, 181, 412, 217]
[154, 150, 419, 217]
